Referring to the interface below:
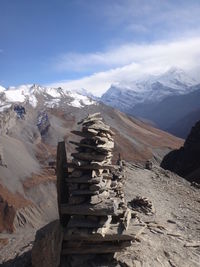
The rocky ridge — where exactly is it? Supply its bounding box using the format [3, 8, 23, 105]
[3, 161, 199, 267]
[101, 68, 198, 112]
[161, 120, 200, 183]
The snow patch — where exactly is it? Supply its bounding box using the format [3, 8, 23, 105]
[45, 87, 62, 98]
[45, 98, 60, 108]
[0, 104, 12, 112]
[5, 89, 26, 102]
[29, 95, 38, 108]
[0, 85, 6, 93]
[68, 93, 96, 108]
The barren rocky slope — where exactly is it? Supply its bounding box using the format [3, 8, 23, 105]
[0, 91, 183, 236]
[0, 162, 199, 266]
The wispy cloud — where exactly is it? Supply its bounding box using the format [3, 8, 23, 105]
[49, 1, 200, 96]
[87, 0, 200, 38]
[54, 37, 200, 73]
[50, 37, 200, 96]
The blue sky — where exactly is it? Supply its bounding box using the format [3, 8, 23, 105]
[1, 0, 200, 95]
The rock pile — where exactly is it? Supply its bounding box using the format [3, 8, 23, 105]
[61, 113, 134, 254]
[129, 196, 155, 215]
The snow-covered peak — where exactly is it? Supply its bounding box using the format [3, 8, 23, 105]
[156, 67, 197, 89]
[115, 67, 198, 93]
[69, 87, 97, 100]
[0, 84, 96, 112]
[67, 92, 96, 108]
[0, 85, 6, 93]
[101, 67, 199, 109]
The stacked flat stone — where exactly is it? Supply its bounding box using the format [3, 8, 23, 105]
[61, 113, 134, 254]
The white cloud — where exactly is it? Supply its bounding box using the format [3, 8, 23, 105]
[87, 0, 200, 37]
[49, 37, 200, 96]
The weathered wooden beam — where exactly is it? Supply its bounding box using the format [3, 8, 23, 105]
[60, 201, 122, 216]
[67, 218, 99, 228]
[56, 141, 69, 227]
[66, 162, 114, 170]
[69, 141, 112, 153]
[63, 223, 144, 242]
[61, 241, 131, 254]
[70, 189, 97, 196]
[65, 176, 101, 184]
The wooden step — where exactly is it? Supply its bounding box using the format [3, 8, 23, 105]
[63, 222, 145, 242]
[66, 177, 101, 184]
[66, 162, 114, 170]
[60, 200, 122, 216]
[61, 240, 131, 254]
[70, 189, 97, 196]
[67, 215, 111, 229]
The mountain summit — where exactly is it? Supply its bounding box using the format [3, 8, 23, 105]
[0, 84, 96, 112]
[101, 68, 198, 111]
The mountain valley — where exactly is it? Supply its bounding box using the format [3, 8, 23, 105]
[0, 80, 199, 267]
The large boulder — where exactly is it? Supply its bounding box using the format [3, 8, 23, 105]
[161, 120, 200, 183]
[32, 220, 63, 267]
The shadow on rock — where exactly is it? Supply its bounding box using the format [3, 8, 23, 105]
[0, 251, 32, 267]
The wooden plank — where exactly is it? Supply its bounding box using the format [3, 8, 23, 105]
[61, 241, 131, 254]
[63, 223, 144, 242]
[83, 125, 115, 136]
[67, 218, 100, 228]
[71, 130, 94, 138]
[70, 189, 97, 196]
[56, 141, 69, 227]
[66, 162, 114, 170]
[66, 177, 101, 184]
[60, 201, 122, 216]
[72, 152, 106, 162]
[77, 113, 101, 125]
[69, 141, 112, 154]
[67, 216, 111, 229]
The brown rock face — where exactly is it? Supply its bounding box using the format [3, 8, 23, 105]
[32, 220, 63, 267]
[161, 120, 200, 183]
[0, 196, 16, 233]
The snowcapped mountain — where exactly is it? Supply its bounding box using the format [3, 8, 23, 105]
[0, 85, 5, 93]
[0, 84, 97, 112]
[101, 67, 198, 111]
[154, 67, 197, 89]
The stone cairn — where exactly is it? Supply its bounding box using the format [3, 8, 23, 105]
[61, 113, 134, 254]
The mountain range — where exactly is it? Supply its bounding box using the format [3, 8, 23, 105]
[0, 66, 199, 238]
[1, 76, 199, 266]
[101, 68, 200, 138]
[0, 83, 183, 236]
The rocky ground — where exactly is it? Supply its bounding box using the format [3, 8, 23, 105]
[0, 162, 200, 267]
[117, 163, 200, 267]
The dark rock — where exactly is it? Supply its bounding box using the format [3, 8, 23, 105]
[145, 160, 152, 170]
[37, 111, 50, 136]
[161, 120, 200, 183]
[14, 105, 26, 119]
[0, 196, 16, 233]
[0, 250, 31, 267]
[128, 196, 155, 215]
[32, 220, 63, 267]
